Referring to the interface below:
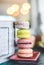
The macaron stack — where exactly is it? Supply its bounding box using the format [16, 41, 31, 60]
[15, 21, 35, 58]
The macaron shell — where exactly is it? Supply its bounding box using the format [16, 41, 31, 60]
[18, 49, 33, 54]
[17, 34, 30, 38]
[18, 38, 31, 43]
[16, 25, 29, 29]
[18, 53, 33, 58]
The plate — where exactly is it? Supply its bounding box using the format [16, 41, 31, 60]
[10, 52, 40, 61]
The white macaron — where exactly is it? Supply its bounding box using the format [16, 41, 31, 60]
[15, 21, 29, 29]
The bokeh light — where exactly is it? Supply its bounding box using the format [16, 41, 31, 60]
[20, 3, 31, 15]
[7, 4, 20, 16]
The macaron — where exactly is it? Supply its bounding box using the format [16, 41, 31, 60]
[17, 49, 33, 58]
[18, 36, 35, 48]
[15, 21, 29, 29]
[17, 29, 30, 38]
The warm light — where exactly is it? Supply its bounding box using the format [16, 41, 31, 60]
[20, 8, 29, 15]
[7, 3, 31, 16]
[11, 4, 20, 12]
[22, 3, 31, 10]
[7, 4, 20, 16]
[12, 11, 19, 17]
[20, 3, 31, 15]
[7, 7, 15, 15]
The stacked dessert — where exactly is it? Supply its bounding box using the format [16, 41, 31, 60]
[15, 21, 35, 58]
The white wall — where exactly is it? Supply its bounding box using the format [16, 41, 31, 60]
[38, 0, 44, 24]
[31, 0, 44, 35]
[38, 0, 44, 34]
[30, 0, 38, 35]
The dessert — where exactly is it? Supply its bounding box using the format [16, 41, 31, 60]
[17, 29, 30, 38]
[15, 3, 35, 58]
[15, 21, 29, 29]
[17, 49, 33, 58]
[18, 36, 35, 48]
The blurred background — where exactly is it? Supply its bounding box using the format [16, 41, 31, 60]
[0, 0, 44, 35]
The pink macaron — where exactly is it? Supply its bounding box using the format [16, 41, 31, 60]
[17, 49, 33, 58]
[18, 36, 35, 48]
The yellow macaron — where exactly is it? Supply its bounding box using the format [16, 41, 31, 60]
[17, 29, 30, 38]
